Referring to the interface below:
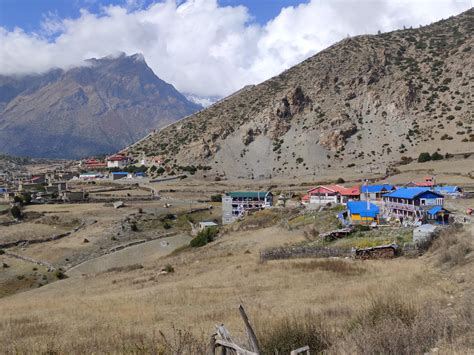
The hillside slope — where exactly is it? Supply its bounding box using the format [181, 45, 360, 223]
[0, 54, 201, 159]
[128, 9, 473, 179]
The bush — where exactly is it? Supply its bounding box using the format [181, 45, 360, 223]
[417, 152, 431, 162]
[54, 270, 68, 280]
[19, 193, 32, 205]
[257, 312, 332, 354]
[10, 206, 22, 219]
[190, 227, 218, 247]
[163, 264, 175, 273]
[163, 222, 172, 230]
[337, 297, 455, 355]
[336, 177, 345, 183]
[431, 151, 443, 160]
[210, 194, 222, 202]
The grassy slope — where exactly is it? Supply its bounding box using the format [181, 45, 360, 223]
[0, 220, 472, 353]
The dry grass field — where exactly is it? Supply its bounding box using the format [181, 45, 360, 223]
[0, 220, 472, 354]
[0, 174, 472, 354]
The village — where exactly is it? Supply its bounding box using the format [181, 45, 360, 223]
[1, 151, 472, 264]
[0, 151, 473, 353]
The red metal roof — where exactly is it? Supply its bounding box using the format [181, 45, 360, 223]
[107, 155, 129, 162]
[307, 184, 360, 196]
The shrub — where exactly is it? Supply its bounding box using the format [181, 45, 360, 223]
[163, 222, 172, 230]
[210, 194, 222, 202]
[54, 270, 68, 280]
[430, 226, 472, 267]
[163, 264, 175, 273]
[417, 152, 431, 162]
[430, 151, 443, 160]
[10, 206, 22, 219]
[257, 311, 332, 354]
[190, 227, 218, 247]
[337, 297, 453, 355]
[336, 177, 345, 183]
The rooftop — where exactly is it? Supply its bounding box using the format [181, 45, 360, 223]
[347, 201, 380, 218]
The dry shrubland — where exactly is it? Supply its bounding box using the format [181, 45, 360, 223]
[0, 223, 472, 354]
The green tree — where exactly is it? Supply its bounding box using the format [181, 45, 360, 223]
[190, 227, 218, 248]
[417, 152, 431, 163]
[431, 152, 443, 161]
[10, 206, 22, 219]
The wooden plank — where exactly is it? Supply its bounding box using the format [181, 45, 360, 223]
[238, 305, 261, 353]
[215, 339, 258, 355]
[290, 345, 310, 355]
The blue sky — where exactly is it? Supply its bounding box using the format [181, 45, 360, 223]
[0, 0, 471, 97]
[0, 0, 308, 32]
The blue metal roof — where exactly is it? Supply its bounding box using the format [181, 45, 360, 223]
[347, 201, 380, 218]
[383, 187, 443, 199]
[112, 172, 128, 175]
[428, 206, 443, 215]
[434, 186, 459, 194]
[361, 184, 394, 193]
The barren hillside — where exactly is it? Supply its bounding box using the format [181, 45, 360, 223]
[128, 9, 473, 179]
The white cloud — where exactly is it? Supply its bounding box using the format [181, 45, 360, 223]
[0, 0, 471, 97]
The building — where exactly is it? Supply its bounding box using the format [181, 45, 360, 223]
[45, 182, 67, 194]
[83, 158, 107, 170]
[140, 156, 163, 167]
[426, 206, 451, 224]
[360, 184, 395, 201]
[222, 191, 273, 224]
[106, 154, 131, 169]
[60, 190, 86, 202]
[111, 172, 128, 180]
[198, 221, 218, 231]
[382, 187, 444, 221]
[433, 186, 463, 198]
[79, 172, 102, 180]
[405, 175, 436, 188]
[347, 201, 380, 224]
[303, 185, 360, 206]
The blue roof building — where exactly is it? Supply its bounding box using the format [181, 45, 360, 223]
[382, 187, 445, 222]
[347, 201, 380, 223]
[433, 186, 462, 196]
[360, 184, 395, 201]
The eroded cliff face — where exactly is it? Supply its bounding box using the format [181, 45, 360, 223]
[128, 10, 473, 179]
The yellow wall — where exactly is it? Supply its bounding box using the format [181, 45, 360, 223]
[351, 214, 375, 222]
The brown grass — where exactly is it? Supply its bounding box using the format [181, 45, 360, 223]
[290, 259, 365, 276]
[0, 224, 471, 353]
[430, 225, 473, 267]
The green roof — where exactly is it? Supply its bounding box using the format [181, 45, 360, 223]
[226, 191, 271, 199]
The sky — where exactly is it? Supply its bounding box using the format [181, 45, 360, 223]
[0, 0, 472, 98]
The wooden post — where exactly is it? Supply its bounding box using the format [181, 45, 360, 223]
[290, 345, 310, 355]
[238, 305, 260, 353]
[209, 333, 217, 355]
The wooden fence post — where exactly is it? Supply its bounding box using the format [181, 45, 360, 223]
[238, 305, 261, 353]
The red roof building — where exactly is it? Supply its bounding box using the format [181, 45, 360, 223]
[303, 184, 360, 205]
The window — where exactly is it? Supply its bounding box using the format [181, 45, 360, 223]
[420, 199, 426, 205]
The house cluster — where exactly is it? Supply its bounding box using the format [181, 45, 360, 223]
[77, 153, 164, 181]
[221, 176, 463, 226]
[0, 170, 87, 204]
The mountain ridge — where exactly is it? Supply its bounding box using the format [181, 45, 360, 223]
[0, 53, 201, 159]
[127, 9, 473, 179]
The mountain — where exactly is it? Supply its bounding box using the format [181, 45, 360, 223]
[184, 93, 222, 108]
[127, 9, 473, 179]
[0, 53, 201, 159]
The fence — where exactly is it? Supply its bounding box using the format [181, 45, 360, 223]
[260, 245, 352, 261]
